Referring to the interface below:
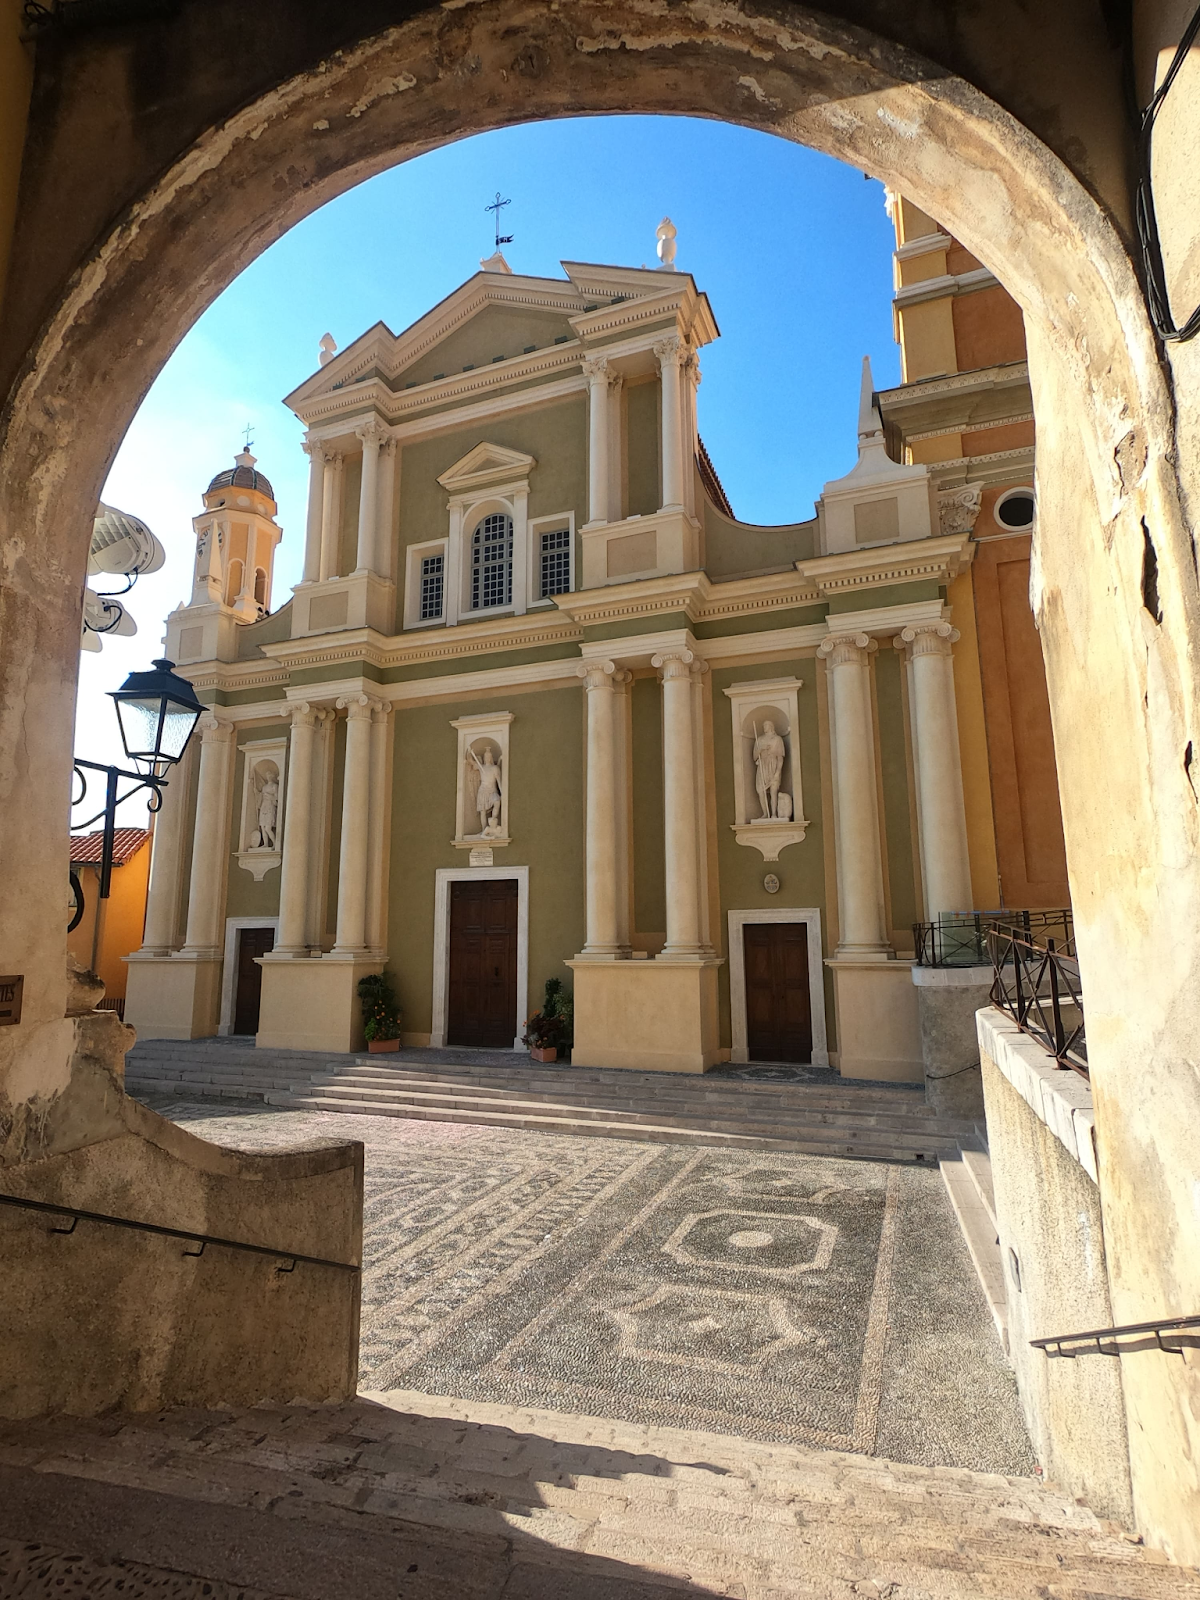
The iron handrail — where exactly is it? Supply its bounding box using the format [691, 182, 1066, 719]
[913, 908, 1073, 969]
[987, 927, 1087, 1076]
[1032, 1313, 1200, 1358]
[0, 1191, 359, 1273]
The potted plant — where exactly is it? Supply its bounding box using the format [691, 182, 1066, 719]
[522, 977, 573, 1063]
[358, 972, 402, 1054]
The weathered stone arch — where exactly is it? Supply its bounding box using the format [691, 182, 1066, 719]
[1, 0, 1196, 1557]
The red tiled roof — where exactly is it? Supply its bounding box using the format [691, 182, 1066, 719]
[69, 828, 150, 866]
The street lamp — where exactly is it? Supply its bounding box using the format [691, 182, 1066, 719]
[109, 657, 204, 768]
[69, 660, 204, 930]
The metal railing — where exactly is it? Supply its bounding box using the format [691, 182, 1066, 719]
[913, 908, 1073, 969]
[987, 925, 1087, 1076]
[0, 1191, 359, 1274]
[1032, 1313, 1200, 1359]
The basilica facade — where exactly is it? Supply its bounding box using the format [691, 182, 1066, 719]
[126, 204, 1064, 1079]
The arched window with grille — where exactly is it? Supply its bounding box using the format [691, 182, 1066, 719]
[470, 512, 513, 610]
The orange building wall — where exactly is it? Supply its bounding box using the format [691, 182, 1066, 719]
[66, 839, 150, 999]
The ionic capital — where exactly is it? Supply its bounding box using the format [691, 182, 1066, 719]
[895, 622, 960, 660]
[578, 659, 617, 691]
[198, 713, 235, 744]
[817, 632, 876, 669]
[337, 694, 377, 721]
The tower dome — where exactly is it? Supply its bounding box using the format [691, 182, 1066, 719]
[206, 446, 274, 502]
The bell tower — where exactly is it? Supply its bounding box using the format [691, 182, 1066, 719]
[190, 447, 283, 622]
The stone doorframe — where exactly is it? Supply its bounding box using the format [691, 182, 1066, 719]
[727, 908, 828, 1068]
[431, 867, 529, 1052]
[218, 916, 280, 1036]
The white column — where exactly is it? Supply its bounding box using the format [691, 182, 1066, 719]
[332, 695, 376, 953]
[613, 667, 633, 952]
[607, 371, 625, 524]
[301, 443, 324, 584]
[654, 334, 687, 512]
[684, 352, 700, 518]
[365, 700, 392, 953]
[511, 486, 530, 616]
[443, 503, 463, 627]
[319, 450, 342, 582]
[179, 716, 235, 956]
[583, 356, 611, 526]
[140, 743, 195, 954]
[305, 711, 334, 949]
[376, 438, 397, 579]
[818, 632, 890, 958]
[275, 703, 318, 954]
[652, 648, 706, 957]
[896, 622, 973, 917]
[578, 660, 631, 957]
[354, 422, 383, 574]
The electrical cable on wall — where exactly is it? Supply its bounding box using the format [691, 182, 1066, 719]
[1136, 4, 1200, 342]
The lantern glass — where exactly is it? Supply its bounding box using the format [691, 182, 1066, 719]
[110, 659, 203, 767]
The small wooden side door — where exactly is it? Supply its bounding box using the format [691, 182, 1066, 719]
[233, 925, 275, 1035]
[743, 922, 813, 1063]
[447, 879, 518, 1048]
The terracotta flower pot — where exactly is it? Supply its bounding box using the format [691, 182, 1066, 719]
[529, 1045, 558, 1063]
[367, 1037, 401, 1053]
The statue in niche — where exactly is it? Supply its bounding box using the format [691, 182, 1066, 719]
[746, 719, 789, 821]
[252, 767, 279, 849]
[465, 743, 504, 837]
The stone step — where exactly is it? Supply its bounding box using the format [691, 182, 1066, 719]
[297, 1073, 964, 1138]
[962, 1142, 998, 1224]
[3, 1390, 1197, 1599]
[941, 1152, 1008, 1347]
[267, 1091, 955, 1161]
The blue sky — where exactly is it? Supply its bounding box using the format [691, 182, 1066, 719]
[79, 114, 899, 815]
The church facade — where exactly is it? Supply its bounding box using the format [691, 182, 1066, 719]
[125, 207, 1065, 1079]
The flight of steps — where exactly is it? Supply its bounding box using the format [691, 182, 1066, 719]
[125, 1040, 977, 1164]
[940, 1134, 1009, 1347]
[2, 1388, 1197, 1599]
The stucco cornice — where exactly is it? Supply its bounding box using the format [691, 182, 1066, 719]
[796, 534, 974, 596]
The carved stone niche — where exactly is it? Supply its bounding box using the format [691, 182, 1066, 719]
[723, 677, 809, 862]
[452, 712, 513, 850]
[236, 735, 287, 880]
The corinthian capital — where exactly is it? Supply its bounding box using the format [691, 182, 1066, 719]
[581, 355, 610, 384]
[817, 632, 876, 669]
[652, 334, 686, 368]
[355, 419, 387, 448]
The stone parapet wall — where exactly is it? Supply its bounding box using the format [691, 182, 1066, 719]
[977, 1008, 1132, 1525]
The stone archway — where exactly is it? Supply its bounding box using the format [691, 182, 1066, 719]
[1, 0, 1197, 1559]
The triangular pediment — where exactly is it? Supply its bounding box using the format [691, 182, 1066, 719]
[437, 441, 537, 493]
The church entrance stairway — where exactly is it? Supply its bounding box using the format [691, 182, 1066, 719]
[124, 1040, 975, 1166]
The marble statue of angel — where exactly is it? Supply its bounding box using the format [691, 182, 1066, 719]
[748, 720, 786, 820]
[254, 772, 279, 849]
[466, 745, 503, 837]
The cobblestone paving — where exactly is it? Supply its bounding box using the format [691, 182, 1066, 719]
[154, 1098, 1034, 1475]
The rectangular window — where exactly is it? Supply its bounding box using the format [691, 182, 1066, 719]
[539, 527, 571, 598]
[420, 552, 444, 620]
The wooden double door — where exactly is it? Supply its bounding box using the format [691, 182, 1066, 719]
[447, 878, 518, 1048]
[744, 921, 813, 1063]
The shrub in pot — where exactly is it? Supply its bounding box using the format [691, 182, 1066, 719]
[522, 977, 573, 1063]
[358, 972, 402, 1054]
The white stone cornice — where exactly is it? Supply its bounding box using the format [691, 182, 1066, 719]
[894, 231, 953, 262]
[893, 265, 1000, 308]
[824, 598, 948, 639]
[796, 533, 974, 597]
[877, 361, 1030, 408]
[552, 571, 711, 628]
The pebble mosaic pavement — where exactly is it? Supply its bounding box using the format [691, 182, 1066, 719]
[153, 1099, 1035, 1475]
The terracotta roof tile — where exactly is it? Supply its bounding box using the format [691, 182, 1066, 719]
[69, 828, 151, 866]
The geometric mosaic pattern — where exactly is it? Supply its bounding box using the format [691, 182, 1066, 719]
[155, 1100, 1035, 1473]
